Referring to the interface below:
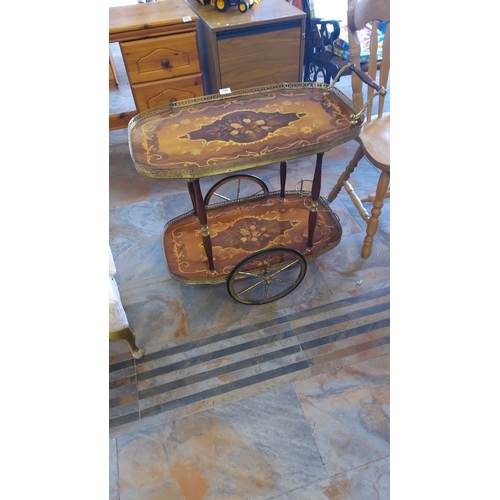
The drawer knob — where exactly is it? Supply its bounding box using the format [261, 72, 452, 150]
[161, 58, 170, 69]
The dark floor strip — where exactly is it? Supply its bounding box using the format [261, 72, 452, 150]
[301, 317, 390, 351]
[139, 359, 313, 420]
[137, 329, 296, 382]
[110, 390, 139, 409]
[138, 344, 301, 400]
[287, 286, 389, 322]
[110, 286, 390, 371]
[293, 301, 390, 336]
[109, 358, 135, 374]
[109, 411, 140, 429]
[109, 375, 137, 391]
[134, 315, 292, 365]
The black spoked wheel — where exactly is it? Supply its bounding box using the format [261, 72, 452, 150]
[238, 0, 249, 12]
[227, 248, 307, 305]
[204, 174, 269, 206]
[215, 0, 228, 12]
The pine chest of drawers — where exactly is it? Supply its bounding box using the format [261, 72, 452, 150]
[109, 0, 204, 130]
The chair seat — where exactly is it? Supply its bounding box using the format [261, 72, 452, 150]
[359, 112, 390, 171]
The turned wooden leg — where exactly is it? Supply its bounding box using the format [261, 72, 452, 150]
[306, 152, 323, 252]
[280, 161, 287, 200]
[361, 170, 390, 259]
[109, 327, 145, 359]
[192, 178, 216, 274]
[187, 180, 197, 217]
[327, 146, 364, 202]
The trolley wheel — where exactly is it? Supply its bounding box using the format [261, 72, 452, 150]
[204, 174, 269, 205]
[215, 0, 228, 12]
[227, 248, 307, 305]
[238, 0, 249, 12]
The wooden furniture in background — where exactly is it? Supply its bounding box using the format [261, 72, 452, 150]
[326, 0, 390, 259]
[109, 0, 204, 130]
[185, 0, 306, 95]
[109, 50, 120, 90]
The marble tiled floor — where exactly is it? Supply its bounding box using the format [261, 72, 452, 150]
[109, 69, 390, 499]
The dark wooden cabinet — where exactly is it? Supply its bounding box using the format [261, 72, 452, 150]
[185, 0, 306, 95]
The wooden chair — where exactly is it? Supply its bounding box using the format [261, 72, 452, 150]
[326, 0, 390, 259]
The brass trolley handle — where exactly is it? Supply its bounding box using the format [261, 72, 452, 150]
[323, 63, 387, 123]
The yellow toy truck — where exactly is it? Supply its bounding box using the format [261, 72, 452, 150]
[197, 0, 257, 14]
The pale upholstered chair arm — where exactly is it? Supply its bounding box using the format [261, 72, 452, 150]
[109, 247, 144, 359]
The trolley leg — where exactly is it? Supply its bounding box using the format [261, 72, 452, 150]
[306, 152, 323, 252]
[280, 161, 287, 200]
[187, 180, 198, 217]
[191, 179, 216, 274]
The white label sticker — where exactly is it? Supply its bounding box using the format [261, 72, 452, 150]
[182, 16, 192, 22]
[219, 88, 232, 95]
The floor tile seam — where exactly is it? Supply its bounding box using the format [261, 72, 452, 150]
[137, 359, 314, 421]
[111, 327, 389, 420]
[140, 324, 388, 399]
[132, 308, 388, 385]
[288, 375, 331, 488]
[109, 366, 136, 382]
[134, 324, 296, 372]
[135, 328, 298, 381]
[109, 376, 137, 392]
[110, 287, 390, 370]
[285, 285, 390, 322]
[292, 301, 390, 336]
[300, 317, 390, 351]
[109, 388, 139, 409]
[109, 358, 134, 374]
[277, 454, 391, 498]
[310, 335, 390, 368]
[309, 344, 390, 379]
[136, 355, 301, 411]
[115, 271, 173, 294]
[137, 344, 302, 401]
[296, 310, 390, 346]
[109, 401, 139, 419]
[288, 293, 390, 329]
[109, 369, 312, 437]
[299, 325, 389, 362]
[136, 336, 300, 386]
[109, 383, 138, 401]
[132, 315, 292, 365]
[109, 340, 390, 431]
[109, 293, 390, 373]
[109, 314, 388, 392]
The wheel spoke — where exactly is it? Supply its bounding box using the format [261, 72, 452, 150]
[237, 278, 266, 296]
[213, 192, 231, 202]
[269, 259, 300, 277]
[269, 277, 295, 285]
[237, 270, 265, 278]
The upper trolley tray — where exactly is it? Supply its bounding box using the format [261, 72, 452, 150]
[128, 82, 363, 179]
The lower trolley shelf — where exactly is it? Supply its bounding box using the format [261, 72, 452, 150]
[163, 191, 342, 285]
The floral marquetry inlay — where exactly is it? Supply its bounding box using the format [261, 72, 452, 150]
[128, 83, 363, 179]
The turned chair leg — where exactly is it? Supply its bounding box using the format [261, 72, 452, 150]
[327, 146, 364, 202]
[109, 327, 145, 359]
[361, 170, 390, 259]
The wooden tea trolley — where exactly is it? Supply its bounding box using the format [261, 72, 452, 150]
[128, 80, 368, 304]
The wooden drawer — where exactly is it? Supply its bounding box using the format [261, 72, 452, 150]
[132, 74, 204, 112]
[120, 32, 201, 84]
